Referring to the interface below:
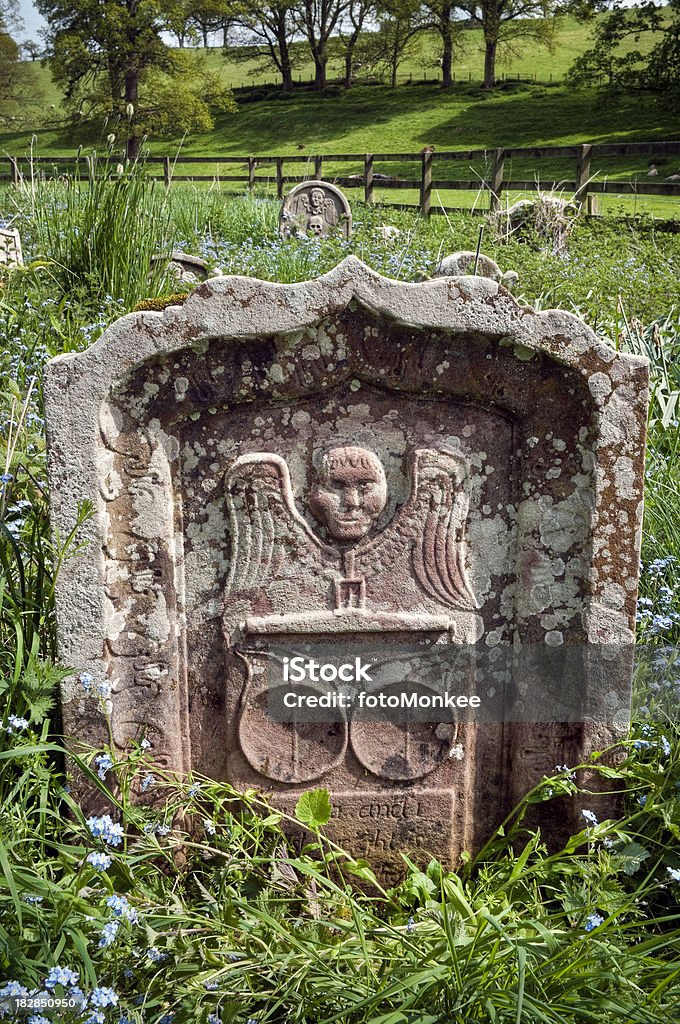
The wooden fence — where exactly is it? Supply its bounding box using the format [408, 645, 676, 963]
[4, 140, 680, 216]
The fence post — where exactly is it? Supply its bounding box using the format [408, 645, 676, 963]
[364, 153, 374, 204]
[248, 156, 255, 190]
[489, 148, 505, 213]
[314, 155, 323, 179]
[163, 156, 171, 188]
[276, 156, 284, 199]
[10, 157, 19, 185]
[420, 148, 433, 218]
[575, 144, 592, 209]
[586, 193, 599, 216]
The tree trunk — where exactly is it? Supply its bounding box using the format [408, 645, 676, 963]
[313, 55, 326, 90]
[483, 37, 497, 89]
[441, 7, 453, 89]
[202, 26, 209, 48]
[344, 49, 353, 88]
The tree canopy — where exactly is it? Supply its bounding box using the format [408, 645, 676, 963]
[36, 0, 236, 156]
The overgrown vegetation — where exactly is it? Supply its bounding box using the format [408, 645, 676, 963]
[0, 166, 679, 1022]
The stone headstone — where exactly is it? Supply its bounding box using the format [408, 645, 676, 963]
[433, 251, 518, 290]
[0, 227, 23, 269]
[45, 258, 648, 881]
[151, 251, 221, 285]
[280, 180, 352, 240]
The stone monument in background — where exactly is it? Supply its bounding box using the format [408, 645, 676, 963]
[45, 257, 648, 881]
[280, 181, 352, 240]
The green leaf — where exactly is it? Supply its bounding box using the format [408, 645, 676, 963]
[616, 841, 651, 876]
[295, 788, 332, 828]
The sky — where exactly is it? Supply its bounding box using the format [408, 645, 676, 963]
[16, 0, 45, 41]
[13, 0, 657, 45]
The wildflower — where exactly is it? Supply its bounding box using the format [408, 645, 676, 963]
[99, 920, 120, 947]
[204, 819, 216, 835]
[106, 894, 139, 922]
[95, 680, 113, 700]
[86, 814, 124, 846]
[156, 824, 171, 835]
[208, 1016, 221, 1024]
[584, 912, 604, 932]
[89, 986, 119, 1008]
[22, 894, 43, 904]
[69, 986, 87, 1008]
[5, 714, 29, 734]
[0, 981, 29, 998]
[141, 773, 156, 792]
[27, 1016, 50, 1024]
[87, 851, 112, 871]
[204, 979, 219, 990]
[0, 472, 13, 483]
[84, 1013, 105, 1024]
[667, 867, 680, 882]
[80, 672, 94, 691]
[661, 736, 672, 756]
[188, 782, 201, 797]
[95, 754, 114, 780]
[45, 966, 79, 989]
[146, 946, 166, 962]
[581, 809, 598, 827]
[406, 916, 415, 933]
[140, 738, 151, 749]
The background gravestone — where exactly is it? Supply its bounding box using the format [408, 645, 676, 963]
[280, 181, 352, 239]
[45, 257, 648, 882]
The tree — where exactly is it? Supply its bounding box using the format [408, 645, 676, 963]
[417, 0, 465, 88]
[20, 38, 43, 60]
[568, 0, 679, 95]
[300, 0, 350, 89]
[458, 0, 565, 89]
[36, 0, 236, 157]
[0, 0, 28, 117]
[363, 0, 423, 87]
[336, 0, 375, 86]
[231, 1, 300, 91]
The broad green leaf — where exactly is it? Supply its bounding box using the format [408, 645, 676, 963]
[295, 788, 332, 828]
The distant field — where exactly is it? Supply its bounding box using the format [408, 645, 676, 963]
[1, 15, 678, 219]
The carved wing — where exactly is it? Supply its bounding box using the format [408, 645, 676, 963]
[408, 448, 479, 610]
[291, 194, 311, 218]
[225, 453, 325, 595]
[322, 198, 339, 226]
[359, 448, 478, 611]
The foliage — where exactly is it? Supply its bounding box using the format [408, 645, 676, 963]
[35, 0, 237, 157]
[569, 0, 680, 95]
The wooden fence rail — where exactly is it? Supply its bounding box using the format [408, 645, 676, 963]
[3, 141, 680, 215]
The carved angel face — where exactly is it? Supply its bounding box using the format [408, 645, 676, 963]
[310, 188, 325, 209]
[309, 446, 387, 542]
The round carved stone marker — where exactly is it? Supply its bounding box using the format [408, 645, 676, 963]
[279, 180, 352, 240]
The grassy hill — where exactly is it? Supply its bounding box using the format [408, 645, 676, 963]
[1, 15, 678, 217]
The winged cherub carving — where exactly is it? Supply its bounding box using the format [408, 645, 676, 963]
[224, 444, 479, 638]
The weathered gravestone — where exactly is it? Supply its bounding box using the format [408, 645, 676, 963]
[280, 181, 352, 240]
[0, 227, 23, 269]
[45, 257, 648, 882]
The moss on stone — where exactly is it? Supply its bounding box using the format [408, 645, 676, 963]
[134, 293, 190, 312]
